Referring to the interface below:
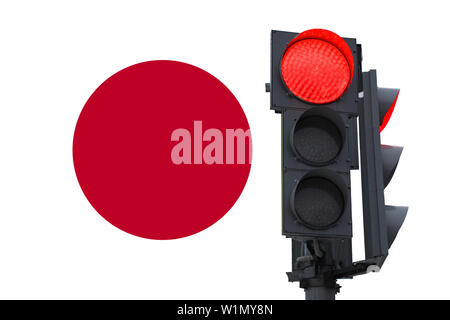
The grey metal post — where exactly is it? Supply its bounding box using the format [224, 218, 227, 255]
[305, 286, 336, 300]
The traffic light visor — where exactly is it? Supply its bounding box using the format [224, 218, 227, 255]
[385, 206, 408, 247]
[381, 145, 403, 188]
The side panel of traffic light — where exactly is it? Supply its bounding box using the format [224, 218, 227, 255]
[359, 70, 407, 265]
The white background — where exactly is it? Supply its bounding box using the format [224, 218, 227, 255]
[0, 0, 448, 300]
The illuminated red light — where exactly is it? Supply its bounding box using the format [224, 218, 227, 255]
[380, 91, 400, 132]
[281, 29, 354, 104]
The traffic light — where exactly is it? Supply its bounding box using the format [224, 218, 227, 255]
[267, 29, 407, 300]
[358, 71, 408, 266]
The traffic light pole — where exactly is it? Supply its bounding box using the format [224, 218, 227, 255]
[304, 284, 337, 300]
[303, 276, 338, 300]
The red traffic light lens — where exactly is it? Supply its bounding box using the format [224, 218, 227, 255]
[281, 29, 354, 104]
[380, 90, 399, 132]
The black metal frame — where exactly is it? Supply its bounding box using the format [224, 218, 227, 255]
[358, 70, 389, 265]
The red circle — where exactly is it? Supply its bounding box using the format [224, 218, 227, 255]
[281, 29, 354, 104]
[73, 61, 252, 240]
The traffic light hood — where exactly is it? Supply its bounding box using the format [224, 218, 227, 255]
[381, 145, 403, 188]
[385, 206, 408, 248]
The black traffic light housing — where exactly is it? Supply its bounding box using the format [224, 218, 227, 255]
[268, 29, 408, 299]
[273, 30, 361, 241]
[359, 70, 408, 266]
[282, 108, 356, 239]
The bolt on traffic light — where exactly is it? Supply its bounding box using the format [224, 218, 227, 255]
[267, 28, 407, 300]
